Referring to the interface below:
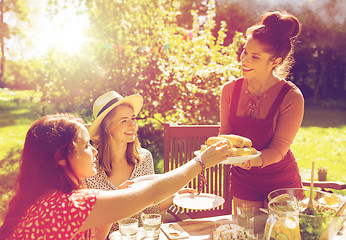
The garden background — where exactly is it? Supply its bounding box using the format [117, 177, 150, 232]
[0, 0, 345, 224]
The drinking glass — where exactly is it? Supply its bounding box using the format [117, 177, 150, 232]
[236, 203, 255, 234]
[141, 213, 161, 239]
[119, 218, 138, 240]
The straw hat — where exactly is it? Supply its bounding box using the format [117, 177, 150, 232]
[89, 91, 143, 139]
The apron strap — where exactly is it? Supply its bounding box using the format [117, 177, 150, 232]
[266, 81, 293, 120]
[229, 78, 244, 117]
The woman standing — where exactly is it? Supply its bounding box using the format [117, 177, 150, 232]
[85, 91, 176, 233]
[220, 11, 304, 212]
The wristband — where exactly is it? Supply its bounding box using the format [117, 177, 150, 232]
[193, 157, 207, 195]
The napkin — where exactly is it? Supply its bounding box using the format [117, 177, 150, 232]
[161, 223, 190, 239]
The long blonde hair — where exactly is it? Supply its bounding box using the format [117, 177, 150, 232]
[94, 103, 142, 176]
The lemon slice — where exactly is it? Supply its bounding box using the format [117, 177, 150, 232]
[275, 233, 289, 240]
[324, 193, 339, 205]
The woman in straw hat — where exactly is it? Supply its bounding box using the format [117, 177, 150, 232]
[84, 91, 188, 234]
[0, 113, 230, 239]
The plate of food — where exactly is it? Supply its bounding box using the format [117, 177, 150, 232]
[194, 150, 261, 164]
[161, 223, 190, 239]
[195, 134, 261, 164]
[173, 193, 225, 210]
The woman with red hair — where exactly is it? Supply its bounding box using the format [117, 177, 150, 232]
[0, 113, 230, 239]
[220, 11, 304, 212]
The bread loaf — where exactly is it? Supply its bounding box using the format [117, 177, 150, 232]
[229, 147, 257, 157]
[200, 134, 257, 157]
[206, 137, 233, 148]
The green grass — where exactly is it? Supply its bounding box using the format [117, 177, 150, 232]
[293, 106, 346, 184]
[0, 89, 41, 222]
[293, 127, 346, 182]
[0, 89, 345, 224]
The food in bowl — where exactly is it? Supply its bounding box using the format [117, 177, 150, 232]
[213, 224, 257, 240]
[268, 188, 346, 240]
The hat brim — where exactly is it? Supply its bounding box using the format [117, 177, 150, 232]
[89, 94, 143, 139]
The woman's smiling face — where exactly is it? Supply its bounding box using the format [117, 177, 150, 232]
[107, 104, 137, 144]
[68, 125, 98, 180]
[240, 36, 280, 79]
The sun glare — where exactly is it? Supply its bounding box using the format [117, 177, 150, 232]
[30, 5, 90, 57]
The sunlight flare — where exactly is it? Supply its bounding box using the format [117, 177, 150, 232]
[30, 4, 90, 56]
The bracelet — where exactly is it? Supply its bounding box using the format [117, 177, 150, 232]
[193, 157, 207, 195]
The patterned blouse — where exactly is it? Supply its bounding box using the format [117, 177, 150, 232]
[11, 189, 99, 240]
[84, 148, 164, 233]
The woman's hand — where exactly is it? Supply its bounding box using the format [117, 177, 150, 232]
[177, 188, 195, 195]
[173, 187, 196, 198]
[200, 141, 230, 168]
[232, 160, 251, 170]
[159, 188, 196, 210]
[118, 180, 135, 190]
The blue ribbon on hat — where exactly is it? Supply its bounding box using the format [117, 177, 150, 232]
[96, 96, 123, 117]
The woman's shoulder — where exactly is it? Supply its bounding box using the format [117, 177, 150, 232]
[12, 190, 98, 239]
[276, 80, 304, 112]
[133, 148, 155, 176]
[221, 77, 244, 93]
[223, 77, 242, 87]
[27, 190, 99, 221]
[84, 167, 115, 190]
[283, 80, 304, 101]
[139, 148, 153, 160]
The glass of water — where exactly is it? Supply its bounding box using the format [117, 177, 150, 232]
[119, 218, 138, 240]
[141, 213, 161, 239]
[236, 203, 255, 235]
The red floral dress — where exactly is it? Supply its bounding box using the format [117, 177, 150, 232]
[11, 189, 100, 240]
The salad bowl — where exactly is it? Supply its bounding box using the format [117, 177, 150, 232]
[267, 188, 346, 240]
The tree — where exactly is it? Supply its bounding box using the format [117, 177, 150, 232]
[293, 1, 346, 100]
[0, 0, 29, 87]
[44, 0, 242, 121]
[214, 0, 346, 101]
[40, 0, 244, 166]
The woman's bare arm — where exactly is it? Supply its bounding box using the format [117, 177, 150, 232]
[79, 142, 229, 231]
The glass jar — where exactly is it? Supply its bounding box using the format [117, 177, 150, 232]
[263, 194, 301, 240]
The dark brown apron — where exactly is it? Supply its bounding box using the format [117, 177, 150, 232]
[228, 78, 302, 201]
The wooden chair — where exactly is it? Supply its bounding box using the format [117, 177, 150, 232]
[163, 123, 346, 221]
[163, 123, 232, 220]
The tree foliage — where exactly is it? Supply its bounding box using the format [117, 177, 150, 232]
[214, 0, 346, 101]
[0, 0, 344, 172]
[291, 3, 346, 100]
[0, 0, 29, 87]
[37, 0, 243, 124]
[26, 0, 242, 166]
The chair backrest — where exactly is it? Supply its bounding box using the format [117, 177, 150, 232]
[163, 123, 232, 219]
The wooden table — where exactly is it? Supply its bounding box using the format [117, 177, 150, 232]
[109, 213, 267, 239]
[165, 213, 266, 240]
[109, 213, 346, 239]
